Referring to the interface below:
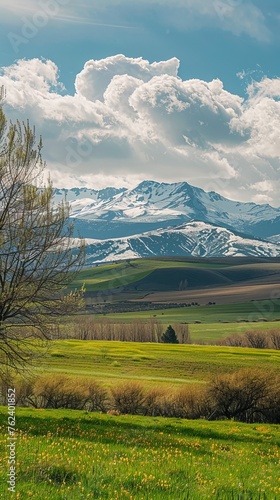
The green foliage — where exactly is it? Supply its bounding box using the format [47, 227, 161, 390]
[161, 325, 179, 344]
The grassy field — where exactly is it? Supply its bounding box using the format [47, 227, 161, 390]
[72, 259, 228, 292]
[0, 408, 279, 499]
[97, 300, 280, 324]
[36, 340, 280, 388]
[71, 258, 280, 295]
[189, 321, 280, 342]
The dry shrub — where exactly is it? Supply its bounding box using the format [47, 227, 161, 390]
[173, 385, 209, 419]
[207, 368, 278, 422]
[143, 385, 209, 418]
[84, 380, 108, 412]
[142, 387, 170, 416]
[244, 331, 269, 349]
[220, 334, 245, 347]
[111, 382, 145, 414]
[14, 377, 37, 407]
[7, 374, 109, 412]
[144, 388, 177, 417]
[0, 369, 38, 407]
[269, 329, 280, 349]
[34, 375, 87, 410]
[260, 376, 280, 423]
[218, 329, 280, 350]
[158, 392, 177, 417]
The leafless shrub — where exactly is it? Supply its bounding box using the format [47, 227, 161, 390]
[269, 329, 280, 350]
[84, 381, 109, 412]
[158, 392, 177, 417]
[244, 331, 269, 349]
[14, 377, 38, 407]
[111, 382, 145, 414]
[142, 387, 169, 416]
[207, 369, 276, 422]
[34, 375, 86, 409]
[259, 376, 280, 423]
[173, 323, 191, 344]
[219, 334, 245, 347]
[174, 385, 209, 419]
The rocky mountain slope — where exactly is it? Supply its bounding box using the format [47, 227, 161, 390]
[82, 221, 280, 264]
[55, 181, 280, 240]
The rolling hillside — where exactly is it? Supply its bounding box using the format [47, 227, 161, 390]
[72, 258, 280, 317]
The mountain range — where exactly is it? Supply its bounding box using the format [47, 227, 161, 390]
[54, 181, 280, 262]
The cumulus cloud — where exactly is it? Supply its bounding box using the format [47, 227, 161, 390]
[75, 55, 180, 101]
[0, 55, 280, 206]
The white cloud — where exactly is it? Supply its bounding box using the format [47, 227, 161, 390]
[0, 56, 280, 206]
[250, 180, 274, 192]
[75, 55, 180, 101]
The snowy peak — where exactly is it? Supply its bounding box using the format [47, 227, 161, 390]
[54, 186, 126, 203]
[55, 180, 280, 241]
[83, 221, 280, 264]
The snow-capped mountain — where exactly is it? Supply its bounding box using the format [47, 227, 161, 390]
[82, 222, 280, 264]
[54, 187, 126, 215]
[55, 181, 280, 241]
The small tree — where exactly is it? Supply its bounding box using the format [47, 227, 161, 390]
[0, 90, 85, 369]
[161, 325, 179, 344]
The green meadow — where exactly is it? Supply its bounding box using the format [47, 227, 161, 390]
[36, 340, 280, 388]
[0, 408, 279, 499]
[97, 301, 280, 325]
[189, 321, 280, 342]
[72, 258, 228, 292]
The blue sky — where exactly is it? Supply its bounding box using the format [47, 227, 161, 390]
[0, 0, 279, 205]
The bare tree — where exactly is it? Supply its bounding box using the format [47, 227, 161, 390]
[0, 91, 85, 368]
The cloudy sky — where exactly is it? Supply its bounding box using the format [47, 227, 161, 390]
[0, 0, 279, 205]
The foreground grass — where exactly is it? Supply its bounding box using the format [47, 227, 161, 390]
[0, 408, 279, 499]
[38, 341, 280, 387]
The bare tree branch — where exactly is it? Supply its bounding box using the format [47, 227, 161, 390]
[0, 91, 85, 369]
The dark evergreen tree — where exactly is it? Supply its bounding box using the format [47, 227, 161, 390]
[161, 325, 179, 344]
